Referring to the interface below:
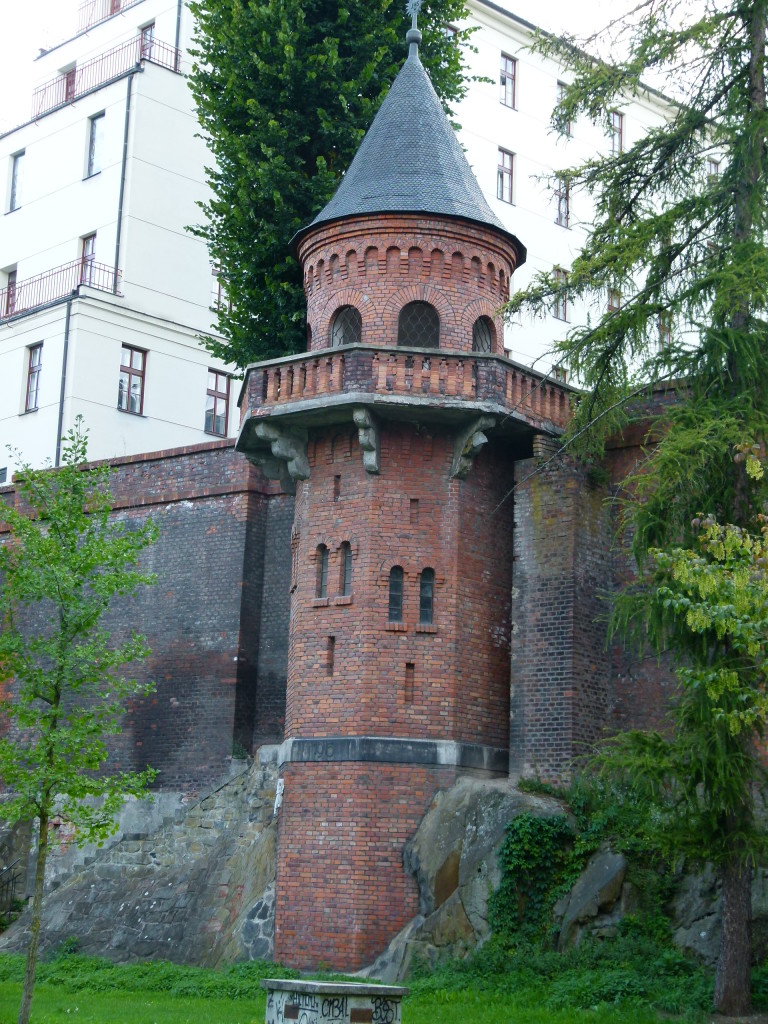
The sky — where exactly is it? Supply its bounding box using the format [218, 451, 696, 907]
[0, 0, 616, 133]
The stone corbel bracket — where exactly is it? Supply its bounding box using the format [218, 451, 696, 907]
[451, 415, 497, 479]
[353, 406, 380, 474]
[248, 422, 310, 494]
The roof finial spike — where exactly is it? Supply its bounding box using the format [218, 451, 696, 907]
[406, 0, 423, 56]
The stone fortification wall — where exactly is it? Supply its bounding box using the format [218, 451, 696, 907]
[0, 440, 293, 794]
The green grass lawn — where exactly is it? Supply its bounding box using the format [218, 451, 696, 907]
[0, 934, 760, 1024]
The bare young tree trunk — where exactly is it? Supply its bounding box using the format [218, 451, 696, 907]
[17, 808, 49, 1024]
[714, 854, 752, 1015]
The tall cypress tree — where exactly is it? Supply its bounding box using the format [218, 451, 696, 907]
[189, 0, 472, 368]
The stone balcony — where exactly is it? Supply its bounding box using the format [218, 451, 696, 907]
[237, 345, 575, 489]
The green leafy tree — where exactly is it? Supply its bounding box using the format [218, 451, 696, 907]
[189, 0, 473, 368]
[0, 421, 158, 1024]
[505, 2, 768, 1013]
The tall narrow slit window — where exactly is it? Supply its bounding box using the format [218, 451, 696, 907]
[388, 565, 404, 622]
[87, 113, 105, 177]
[608, 286, 622, 313]
[497, 148, 514, 204]
[9, 151, 24, 212]
[500, 54, 517, 108]
[340, 542, 352, 597]
[316, 544, 329, 598]
[419, 568, 435, 625]
[397, 301, 439, 348]
[25, 344, 42, 412]
[117, 345, 146, 414]
[205, 369, 230, 436]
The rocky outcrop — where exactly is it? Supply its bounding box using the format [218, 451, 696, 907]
[553, 848, 631, 949]
[362, 777, 567, 980]
[0, 760, 278, 965]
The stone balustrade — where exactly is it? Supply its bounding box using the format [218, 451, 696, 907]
[242, 345, 573, 432]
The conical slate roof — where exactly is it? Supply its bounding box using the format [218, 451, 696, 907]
[292, 40, 526, 262]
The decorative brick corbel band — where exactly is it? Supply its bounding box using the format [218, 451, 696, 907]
[352, 406, 381, 474]
[450, 414, 497, 479]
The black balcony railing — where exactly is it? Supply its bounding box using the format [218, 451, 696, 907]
[32, 36, 180, 119]
[0, 259, 119, 321]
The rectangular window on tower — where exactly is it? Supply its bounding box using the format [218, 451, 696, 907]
[25, 343, 42, 412]
[556, 81, 571, 137]
[86, 113, 105, 177]
[497, 148, 514, 204]
[204, 369, 230, 436]
[4, 269, 17, 317]
[117, 345, 146, 415]
[553, 268, 568, 321]
[609, 110, 624, 155]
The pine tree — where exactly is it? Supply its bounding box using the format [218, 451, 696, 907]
[506, 3, 768, 1012]
[188, 0, 473, 368]
[0, 421, 157, 1024]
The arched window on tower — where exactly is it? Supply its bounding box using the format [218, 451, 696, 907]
[398, 301, 440, 348]
[330, 305, 362, 347]
[472, 316, 494, 353]
[316, 544, 329, 598]
[340, 542, 353, 597]
[419, 568, 435, 624]
[388, 565, 404, 622]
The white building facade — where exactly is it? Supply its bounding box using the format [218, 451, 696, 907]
[0, 0, 236, 478]
[0, 0, 672, 476]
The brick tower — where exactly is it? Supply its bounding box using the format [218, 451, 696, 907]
[237, 19, 572, 970]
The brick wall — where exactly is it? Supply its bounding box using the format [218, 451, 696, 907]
[285, 423, 514, 747]
[0, 441, 291, 794]
[510, 454, 613, 778]
[274, 761, 457, 969]
[296, 214, 520, 355]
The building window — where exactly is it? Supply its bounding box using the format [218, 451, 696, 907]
[4, 269, 17, 317]
[706, 158, 720, 182]
[117, 344, 146, 414]
[80, 234, 96, 285]
[316, 544, 329, 598]
[388, 565, 404, 622]
[86, 113, 105, 177]
[472, 316, 494, 353]
[25, 344, 42, 412]
[556, 81, 571, 137]
[0, 468, 6, 485]
[553, 268, 568, 321]
[9, 151, 24, 212]
[497, 148, 514, 204]
[140, 22, 155, 60]
[608, 286, 622, 312]
[552, 364, 568, 384]
[404, 662, 415, 703]
[554, 177, 570, 227]
[658, 314, 672, 350]
[211, 262, 231, 311]
[63, 66, 77, 103]
[205, 369, 230, 436]
[610, 110, 624, 155]
[330, 305, 362, 347]
[500, 54, 517, 108]
[339, 542, 352, 597]
[398, 301, 440, 348]
[419, 568, 435, 625]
